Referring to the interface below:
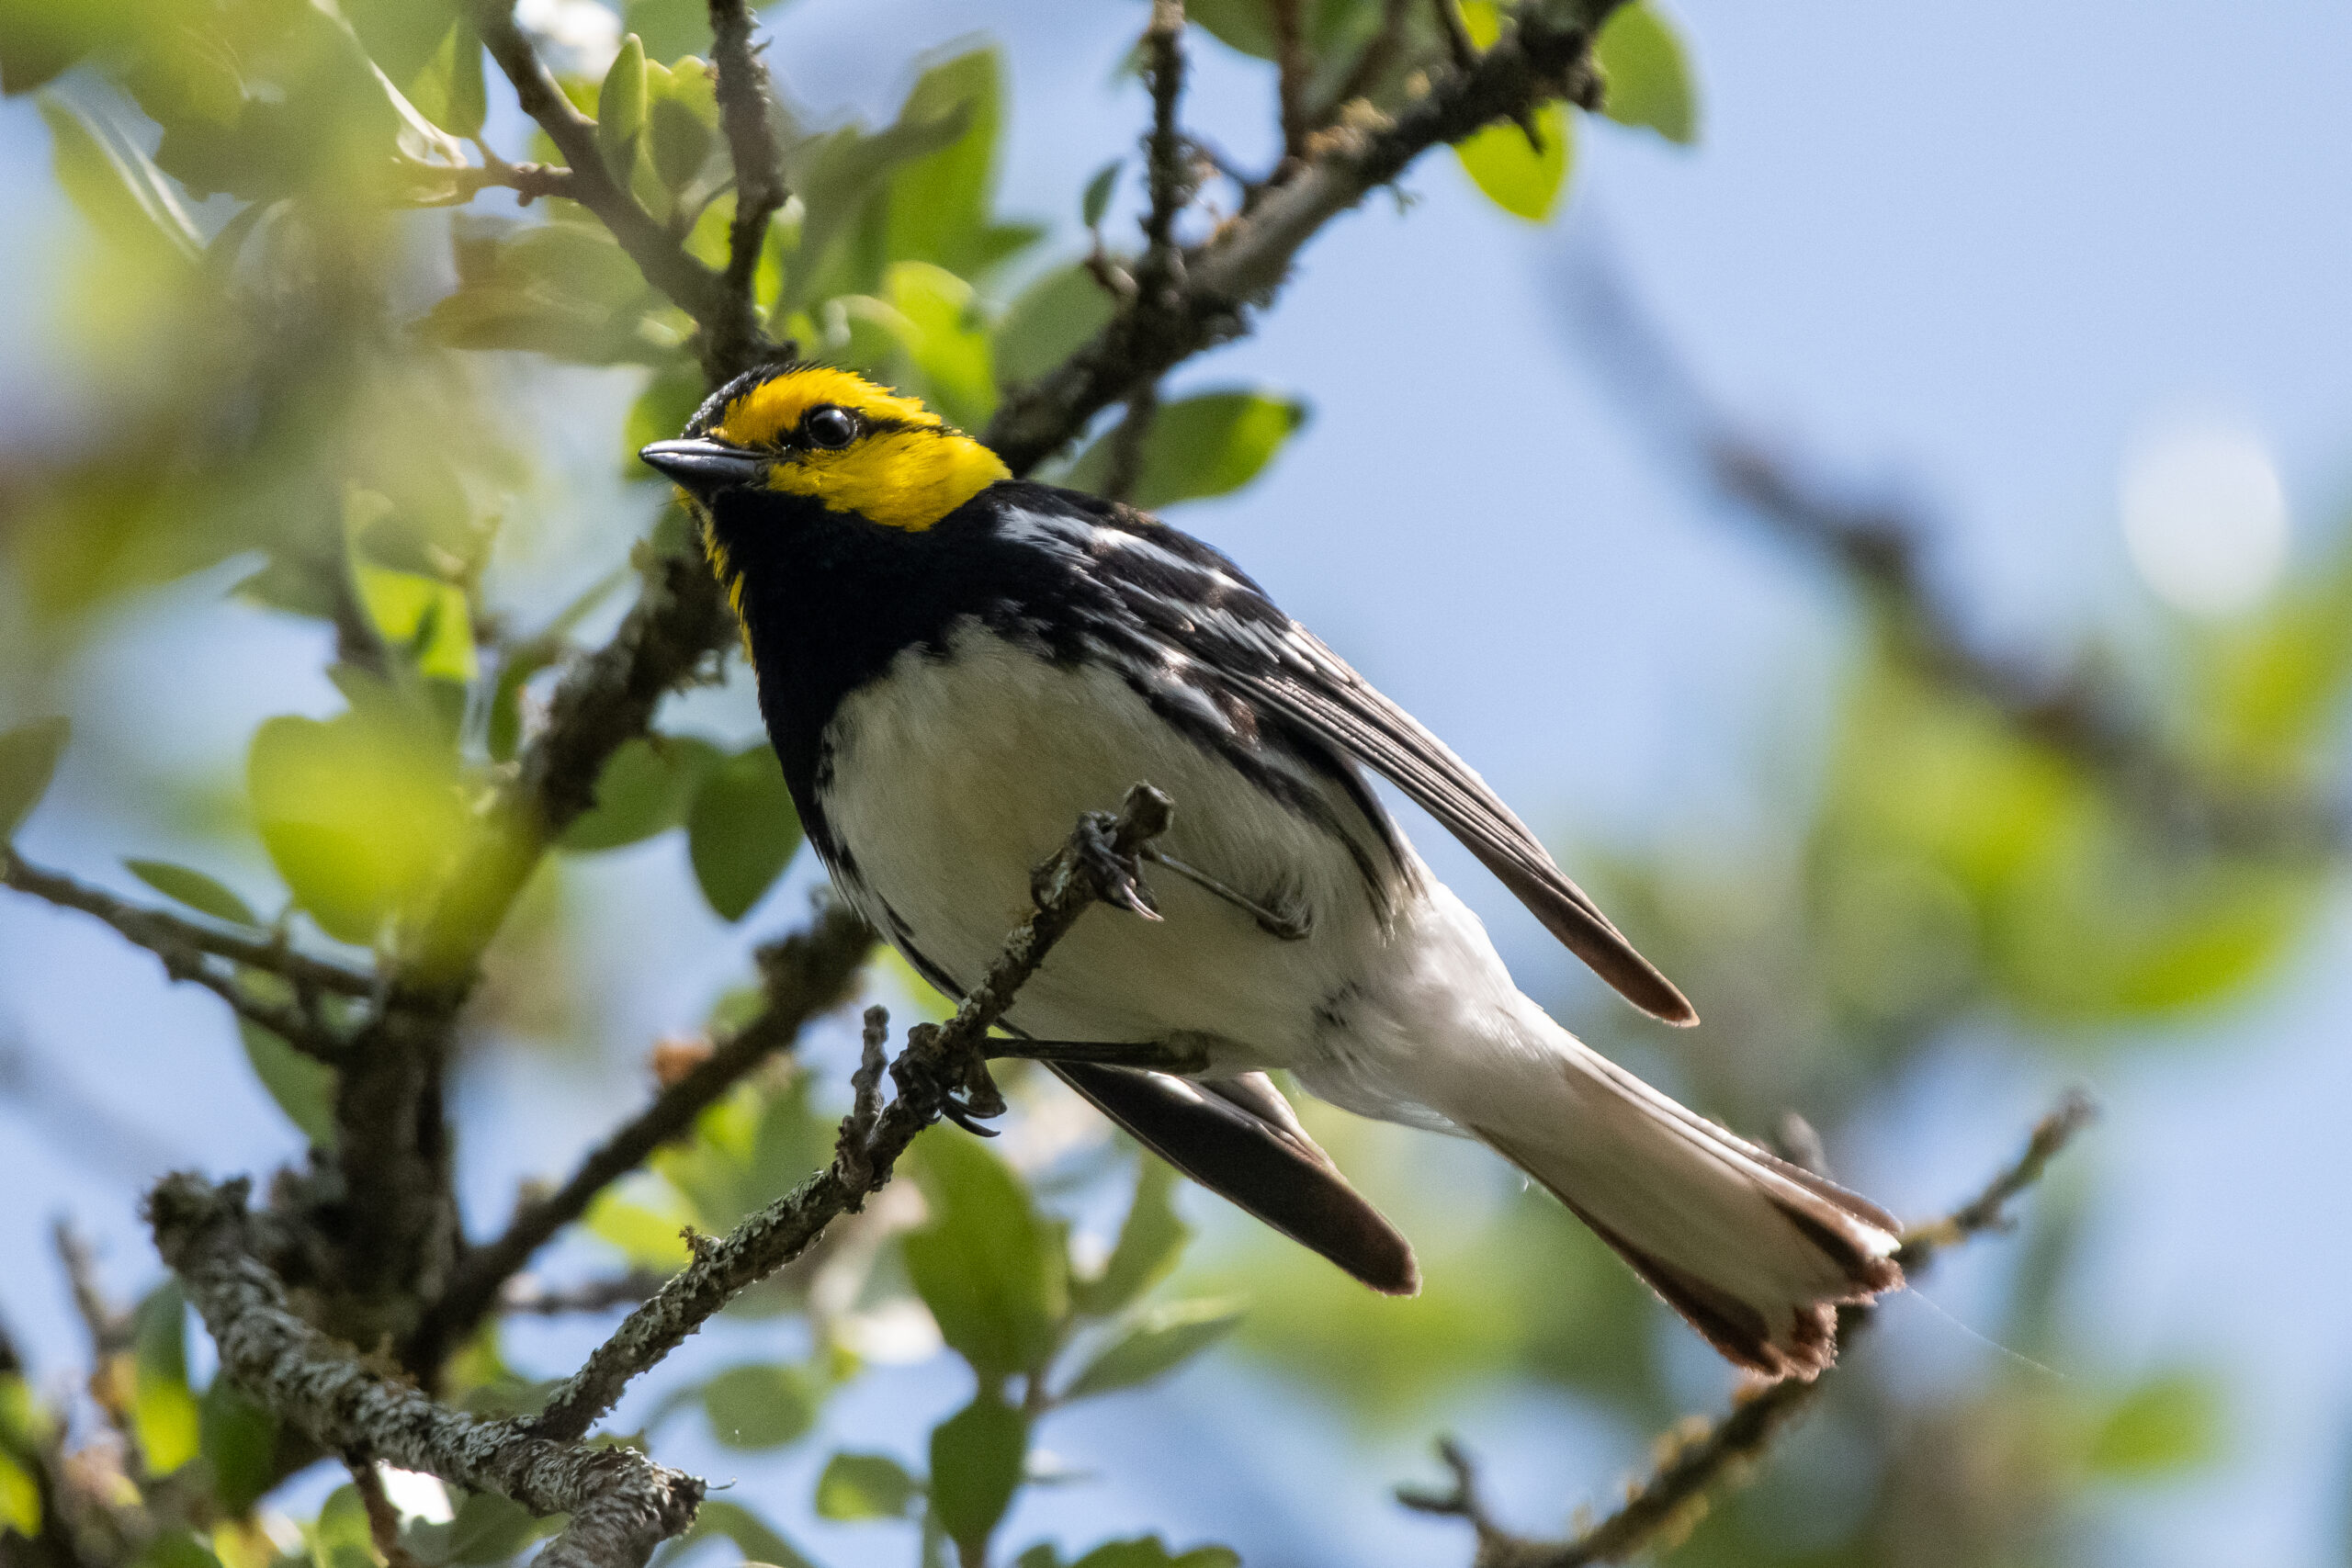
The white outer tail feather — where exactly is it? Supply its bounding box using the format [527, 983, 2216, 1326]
[1438, 1017, 1903, 1381]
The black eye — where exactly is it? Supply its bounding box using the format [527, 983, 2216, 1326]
[801, 405, 858, 450]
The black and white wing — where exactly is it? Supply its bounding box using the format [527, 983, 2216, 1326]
[1073, 504, 1698, 1026]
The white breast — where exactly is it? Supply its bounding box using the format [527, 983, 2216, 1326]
[816, 620, 1395, 1067]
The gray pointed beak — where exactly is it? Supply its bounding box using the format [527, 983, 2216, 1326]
[639, 437, 767, 502]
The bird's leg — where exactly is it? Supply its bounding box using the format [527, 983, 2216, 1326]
[891, 1021, 1003, 1137]
[1141, 848, 1311, 941]
[1039, 809, 1162, 920]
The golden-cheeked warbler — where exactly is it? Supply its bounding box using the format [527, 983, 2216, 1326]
[641, 363, 1902, 1380]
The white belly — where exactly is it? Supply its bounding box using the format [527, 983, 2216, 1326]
[816, 622, 1396, 1067]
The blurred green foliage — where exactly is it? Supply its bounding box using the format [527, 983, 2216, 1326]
[0, 1, 2333, 1566]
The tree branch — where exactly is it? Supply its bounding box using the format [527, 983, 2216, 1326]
[468, 0, 765, 376]
[148, 1174, 704, 1568]
[1402, 1091, 2098, 1567]
[526, 784, 1175, 1444]
[984, 6, 1620, 475]
[1572, 257, 2352, 863]
[707, 0, 789, 303]
[409, 901, 873, 1366]
[1271, 0, 1310, 166]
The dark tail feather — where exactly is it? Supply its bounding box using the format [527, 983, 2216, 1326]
[1052, 1062, 1419, 1295]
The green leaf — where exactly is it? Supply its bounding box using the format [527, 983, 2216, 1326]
[352, 562, 478, 683]
[1071, 1539, 1240, 1568]
[699, 1361, 818, 1450]
[583, 1189, 694, 1269]
[678, 1500, 817, 1568]
[2086, 1371, 2223, 1477]
[927, 1393, 1026, 1560]
[814, 1451, 921, 1521]
[878, 261, 997, 430]
[38, 97, 200, 263]
[131, 1284, 201, 1476]
[884, 50, 1009, 277]
[621, 0, 707, 64]
[1595, 2, 1698, 145]
[198, 1376, 277, 1516]
[136, 1530, 223, 1568]
[1073, 1157, 1189, 1317]
[780, 96, 974, 313]
[597, 34, 648, 178]
[995, 265, 1116, 392]
[408, 20, 487, 141]
[559, 735, 721, 852]
[645, 56, 718, 193]
[123, 859, 261, 927]
[403, 1488, 548, 1567]
[1182, 0, 1279, 59]
[1081, 162, 1119, 229]
[1062, 390, 1309, 511]
[248, 707, 465, 945]
[1453, 100, 1573, 221]
[312, 1483, 378, 1568]
[0, 716, 70, 840]
[1061, 1299, 1244, 1402]
[687, 743, 801, 921]
[0, 1451, 36, 1538]
[903, 1131, 1066, 1385]
[238, 1021, 339, 1149]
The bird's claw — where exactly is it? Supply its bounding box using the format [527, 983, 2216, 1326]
[1069, 811, 1161, 920]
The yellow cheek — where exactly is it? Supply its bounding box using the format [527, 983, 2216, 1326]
[766, 430, 1010, 532]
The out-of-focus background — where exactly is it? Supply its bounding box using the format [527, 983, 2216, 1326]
[4, 3, 2350, 1566]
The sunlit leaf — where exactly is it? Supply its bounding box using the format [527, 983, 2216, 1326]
[996, 265, 1116, 391]
[408, 20, 487, 141]
[885, 50, 1023, 279]
[624, 359, 708, 479]
[699, 1361, 819, 1450]
[131, 1284, 201, 1475]
[1061, 1299, 1244, 1402]
[1073, 1157, 1190, 1318]
[644, 55, 718, 194]
[879, 261, 997, 430]
[0, 1452, 36, 1537]
[353, 562, 478, 683]
[311, 1484, 377, 1568]
[597, 33, 648, 179]
[687, 742, 801, 922]
[2086, 1371, 2223, 1477]
[780, 95, 974, 312]
[38, 97, 199, 263]
[904, 1132, 1066, 1386]
[583, 1188, 695, 1269]
[1062, 390, 1308, 510]
[621, 0, 707, 65]
[560, 735, 720, 852]
[815, 1451, 921, 1521]
[927, 1393, 1025, 1559]
[0, 716, 70, 840]
[1595, 2, 1698, 144]
[1453, 100, 1573, 221]
[248, 705, 466, 945]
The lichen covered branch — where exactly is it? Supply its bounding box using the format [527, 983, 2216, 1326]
[148, 1175, 704, 1568]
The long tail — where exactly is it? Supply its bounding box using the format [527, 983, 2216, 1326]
[1441, 1019, 1902, 1380]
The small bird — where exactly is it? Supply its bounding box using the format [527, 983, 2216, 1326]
[643, 364, 1901, 1379]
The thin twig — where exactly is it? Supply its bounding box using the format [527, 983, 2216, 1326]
[1139, 0, 1191, 280]
[52, 1220, 131, 1361]
[149, 1175, 704, 1568]
[525, 784, 1175, 1444]
[497, 1271, 670, 1315]
[468, 0, 764, 376]
[984, 5, 1624, 475]
[347, 1459, 425, 1568]
[1431, 0, 1479, 73]
[1, 849, 372, 998]
[1402, 1092, 2098, 1568]
[410, 902, 872, 1365]
[707, 0, 789, 301]
[1572, 256, 2352, 863]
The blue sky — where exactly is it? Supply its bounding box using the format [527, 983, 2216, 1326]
[4, 3, 2351, 1563]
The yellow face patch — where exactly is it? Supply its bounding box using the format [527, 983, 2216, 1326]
[708, 366, 1009, 533]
